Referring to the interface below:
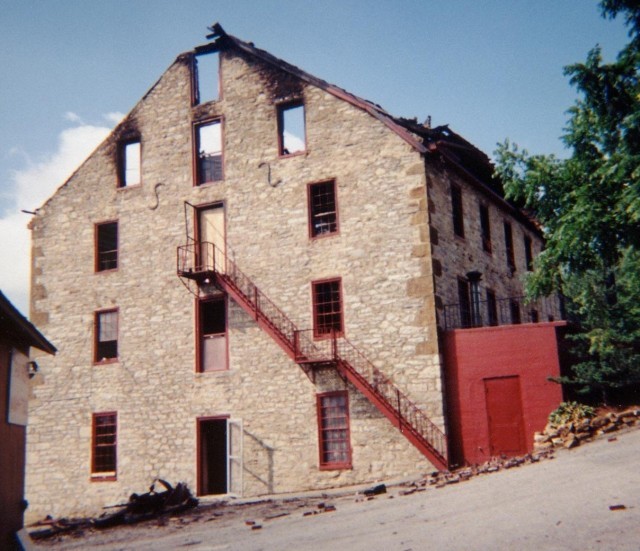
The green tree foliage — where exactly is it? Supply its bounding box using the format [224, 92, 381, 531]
[495, 1, 640, 399]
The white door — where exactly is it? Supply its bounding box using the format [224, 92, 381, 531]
[227, 419, 243, 496]
[198, 205, 226, 273]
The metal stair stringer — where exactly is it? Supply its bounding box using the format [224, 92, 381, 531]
[177, 241, 448, 470]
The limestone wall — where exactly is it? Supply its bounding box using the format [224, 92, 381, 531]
[26, 45, 441, 520]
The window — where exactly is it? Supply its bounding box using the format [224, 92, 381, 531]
[317, 391, 351, 469]
[95, 222, 118, 272]
[193, 51, 220, 104]
[308, 180, 338, 238]
[198, 297, 227, 372]
[195, 121, 223, 184]
[510, 299, 521, 324]
[480, 204, 492, 253]
[486, 289, 498, 326]
[524, 236, 533, 271]
[451, 184, 464, 238]
[312, 278, 344, 338]
[92, 412, 117, 478]
[277, 102, 306, 155]
[457, 278, 471, 328]
[118, 140, 141, 187]
[95, 309, 118, 363]
[504, 222, 515, 271]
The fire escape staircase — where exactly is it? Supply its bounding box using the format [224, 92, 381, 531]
[177, 240, 448, 470]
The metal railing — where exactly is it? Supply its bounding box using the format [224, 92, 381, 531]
[178, 240, 448, 468]
[442, 294, 565, 331]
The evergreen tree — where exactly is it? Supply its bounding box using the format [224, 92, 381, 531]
[495, 1, 640, 401]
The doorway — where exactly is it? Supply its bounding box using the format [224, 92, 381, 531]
[197, 417, 243, 496]
[484, 376, 526, 456]
[197, 203, 226, 273]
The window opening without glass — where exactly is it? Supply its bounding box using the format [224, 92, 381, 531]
[480, 204, 491, 253]
[504, 222, 515, 271]
[118, 140, 140, 187]
[278, 102, 306, 155]
[194, 51, 220, 104]
[451, 185, 464, 238]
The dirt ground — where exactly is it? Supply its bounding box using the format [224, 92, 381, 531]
[29, 425, 640, 551]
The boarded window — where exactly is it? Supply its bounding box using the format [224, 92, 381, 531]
[480, 204, 492, 253]
[96, 221, 118, 272]
[194, 51, 220, 104]
[504, 222, 515, 271]
[278, 102, 306, 155]
[196, 121, 223, 184]
[317, 392, 351, 469]
[451, 185, 464, 238]
[95, 309, 118, 363]
[92, 412, 117, 477]
[524, 235, 533, 271]
[312, 279, 343, 338]
[198, 297, 227, 372]
[309, 180, 338, 237]
[118, 140, 141, 187]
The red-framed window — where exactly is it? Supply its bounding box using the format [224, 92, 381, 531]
[504, 221, 515, 271]
[94, 309, 118, 363]
[197, 296, 228, 372]
[312, 278, 344, 338]
[277, 101, 306, 156]
[95, 221, 118, 272]
[451, 184, 464, 238]
[195, 119, 223, 185]
[479, 203, 492, 253]
[317, 391, 351, 469]
[117, 139, 141, 188]
[308, 180, 338, 238]
[92, 412, 117, 479]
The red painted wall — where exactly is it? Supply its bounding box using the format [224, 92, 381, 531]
[0, 343, 27, 550]
[444, 322, 565, 467]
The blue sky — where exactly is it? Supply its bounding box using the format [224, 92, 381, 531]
[0, 0, 629, 314]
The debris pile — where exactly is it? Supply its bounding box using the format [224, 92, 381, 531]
[30, 479, 197, 540]
[533, 408, 640, 452]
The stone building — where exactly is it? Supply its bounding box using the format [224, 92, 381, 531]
[25, 24, 564, 520]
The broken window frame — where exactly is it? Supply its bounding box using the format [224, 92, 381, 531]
[95, 221, 118, 272]
[194, 119, 224, 185]
[451, 184, 464, 238]
[94, 308, 118, 364]
[479, 203, 492, 254]
[192, 48, 221, 105]
[312, 278, 344, 339]
[308, 180, 339, 239]
[196, 296, 228, 372]
[317, 391, 352, 470]
[504, 221, 516, 272]
[277, 100, 306, 157]
[91, 412, 117, 480]
[117, 138, 141, 188]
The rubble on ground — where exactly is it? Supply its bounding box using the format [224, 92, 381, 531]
[533, 407, 640, 452]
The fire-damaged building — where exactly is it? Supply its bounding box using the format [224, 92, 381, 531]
[25, 24, 565, 519]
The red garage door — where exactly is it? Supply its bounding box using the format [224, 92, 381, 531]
[484, 376, 526, 456]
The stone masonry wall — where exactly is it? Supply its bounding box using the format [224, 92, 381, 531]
[26, 44, 441, 520]
[425, 160, 545, 323]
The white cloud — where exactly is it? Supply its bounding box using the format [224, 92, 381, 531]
[1, 120, 113, 315]
[104, 112, 125, 125]
[64, 111, 84, 124]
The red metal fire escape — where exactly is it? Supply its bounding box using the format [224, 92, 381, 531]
[177, 240, 448, 470]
